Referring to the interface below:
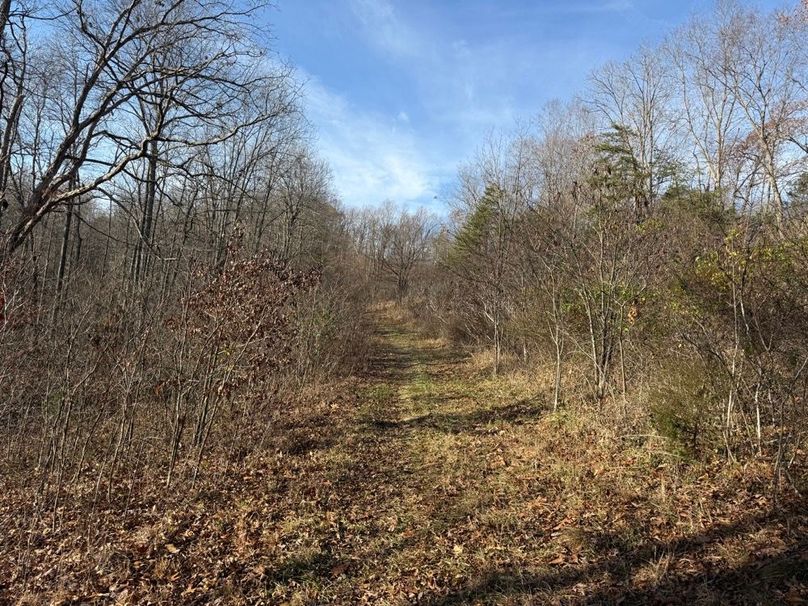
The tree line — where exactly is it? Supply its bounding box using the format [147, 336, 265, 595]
[399, 1, 808, 485]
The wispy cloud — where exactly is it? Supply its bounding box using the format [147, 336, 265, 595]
[273, 0, 687, 211]
[348, 0, 423, 59]
[302, 72, 447, 207]
[343, 3, 534, 133]
[292, 1, 603, 208]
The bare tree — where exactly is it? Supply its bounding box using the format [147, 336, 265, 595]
[589, 45, 678, 218]
[375, 203, 437, 301]
[0, 0, 278, 265]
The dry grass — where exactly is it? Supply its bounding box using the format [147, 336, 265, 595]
[1, 306, 806, 605]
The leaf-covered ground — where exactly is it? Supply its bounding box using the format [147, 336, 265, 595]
[2, 310, 807, 604]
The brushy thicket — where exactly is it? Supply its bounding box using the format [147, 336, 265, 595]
[0, 237, 373, 505]
[0, 0, 381, 516]
[399, 2, 808, 487]
[413, 163, 808, 480]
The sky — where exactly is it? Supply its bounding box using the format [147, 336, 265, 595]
[268, 0, 785, 211]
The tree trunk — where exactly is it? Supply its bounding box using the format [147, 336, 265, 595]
[55, 205, 72, 296]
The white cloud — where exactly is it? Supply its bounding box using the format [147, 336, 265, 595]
[302, 73, 445, 207]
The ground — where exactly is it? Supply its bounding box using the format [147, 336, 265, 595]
[1, 307, 807, 604]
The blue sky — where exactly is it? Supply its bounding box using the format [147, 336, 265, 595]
[268, 0, 784, 211]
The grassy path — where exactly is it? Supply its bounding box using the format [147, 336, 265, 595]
[274, 308, 806, 605]
[247, 306, 587, 604]
[3, 306, 805, 604]
[319, 309, 551, 604]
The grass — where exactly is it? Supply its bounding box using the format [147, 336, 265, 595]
[1, 305, 806, 604]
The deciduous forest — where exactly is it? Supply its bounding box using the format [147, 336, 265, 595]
[0, 0, 806, 604]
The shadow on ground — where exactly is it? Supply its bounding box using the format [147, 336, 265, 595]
[419, 497, 808, 605]
[367, 397, 546, 434]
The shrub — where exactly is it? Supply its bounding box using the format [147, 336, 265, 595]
[649, 356, 726, 457]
